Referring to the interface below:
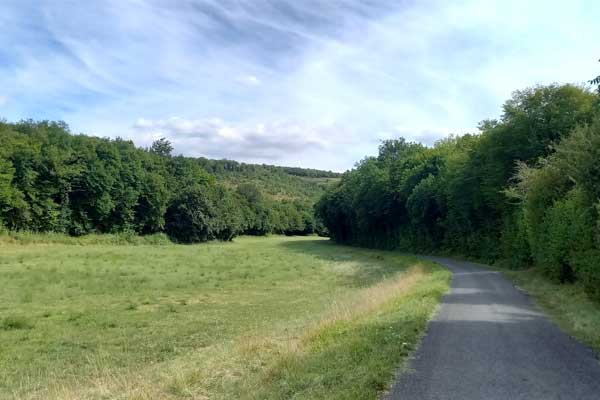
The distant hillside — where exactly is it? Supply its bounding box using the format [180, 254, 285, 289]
[197, 158, 340, 202]
[198, 158, 339, 178]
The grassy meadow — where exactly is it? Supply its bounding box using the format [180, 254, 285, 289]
[0, 234, 450, 399]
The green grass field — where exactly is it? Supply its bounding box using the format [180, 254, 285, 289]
[0, 235, 450, 400]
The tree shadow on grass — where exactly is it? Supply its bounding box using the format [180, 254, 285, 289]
[277, 238, 421, 288]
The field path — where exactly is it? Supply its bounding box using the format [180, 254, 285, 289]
[386, 257, 600, 400]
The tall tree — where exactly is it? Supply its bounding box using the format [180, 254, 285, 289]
[150, 138, 173, 157]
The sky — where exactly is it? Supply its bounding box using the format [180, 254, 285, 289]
[1, 0, 599, 172]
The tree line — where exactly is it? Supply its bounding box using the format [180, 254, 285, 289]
[197, 157, 339, 178]
[0, 121, 330, 242]
[316, 84, 600, 301]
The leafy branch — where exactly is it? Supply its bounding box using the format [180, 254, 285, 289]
[591, 59, 600, 92]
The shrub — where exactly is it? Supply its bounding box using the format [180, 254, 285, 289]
[520, 164, 569, 266]
[165, 185, 216, 243]
[572, 249, 600, 302]
[500, 210, 531, 269]
[537, 189, 595, 282]
[554, 118, 600, 199]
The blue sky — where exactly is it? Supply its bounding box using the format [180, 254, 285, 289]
[1, 0, 599, 171]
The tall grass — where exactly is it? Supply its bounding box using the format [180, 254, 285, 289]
[0, 230, 172, 246]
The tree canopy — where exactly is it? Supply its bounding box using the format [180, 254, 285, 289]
[0, 121, 337, 241]
[317, 84, 600, 301]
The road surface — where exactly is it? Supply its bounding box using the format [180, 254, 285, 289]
[386, 257, 600, 400]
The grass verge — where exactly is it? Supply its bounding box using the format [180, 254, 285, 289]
[503, 268, 600, 352]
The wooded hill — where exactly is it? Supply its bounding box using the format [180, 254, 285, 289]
[0, 121, 338, 242]
[316, 84, 600, 301]
[196, 157, 339, 202]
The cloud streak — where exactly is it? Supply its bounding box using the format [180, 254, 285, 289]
[1, 0, 599, 171]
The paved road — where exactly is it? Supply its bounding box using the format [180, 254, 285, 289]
[386, 257, 600, 400]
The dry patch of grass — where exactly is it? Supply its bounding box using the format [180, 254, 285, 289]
[306, 265, 425, 339]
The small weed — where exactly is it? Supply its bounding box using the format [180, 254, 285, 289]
[166, 304, 178, 313]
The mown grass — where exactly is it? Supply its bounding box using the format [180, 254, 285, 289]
[503, 268, 600, 352]
[0, 234, 450, 399]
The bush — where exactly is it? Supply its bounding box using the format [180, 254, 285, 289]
[500, 210, 531, 269]
[165, 186, 217, 243]
[537, 189, 595, 282]
[520, 164, 569, 265]
[572, 249, 600, 302]
[554, 118, 600, 199]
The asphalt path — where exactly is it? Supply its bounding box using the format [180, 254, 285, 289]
[386, 257, 600, 400]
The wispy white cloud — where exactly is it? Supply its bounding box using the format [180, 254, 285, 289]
[0, 0, 599, 171]
[236, 75, 261, 86]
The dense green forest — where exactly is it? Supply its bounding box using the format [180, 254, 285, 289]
[0, 121, 338, 242]
[317, 84, 600, 301]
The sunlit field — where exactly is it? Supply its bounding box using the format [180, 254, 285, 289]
[0, 235, 449, 399]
